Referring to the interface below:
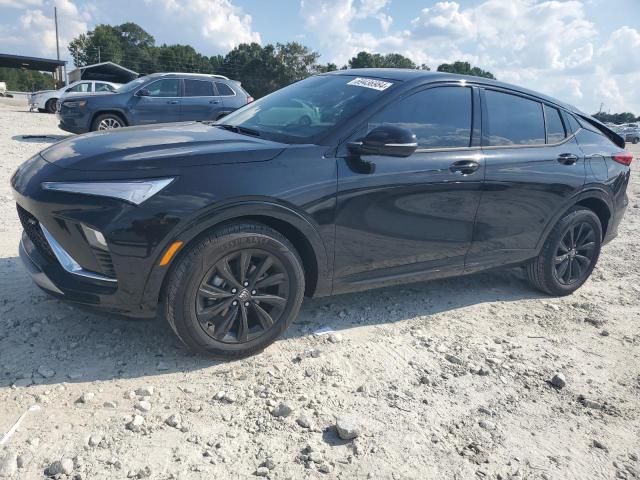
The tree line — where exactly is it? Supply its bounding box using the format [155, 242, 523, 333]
[65, 22, 497, 98]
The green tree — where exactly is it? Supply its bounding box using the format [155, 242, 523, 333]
[0, 67, 54, 91]
[592, 112, 637, 125]
[348, 51, 417, 69]
[437, 61, 495, 79]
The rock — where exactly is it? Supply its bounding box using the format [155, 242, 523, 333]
[297, 415, 312, 428]
[36, 365, 55, 379]
[600, 330, 610, 337]
[165, 414, 181, 428]
[0, 450, 18, 477]
[126, 415, 145, 432]
[593, 439, 608, 452]
[135, 400, 152, 412]
[308, 451, 323, 463]
[77, 392, 95, 403]
[88, 434, 102, 447]
[584, 317, 605, 327]
[445, 354, 464, 365]
[328, 333, 342, 343]
[256, 466, 269, 476]
[479, 420, 496, 431]
[135, 387, 154, 397]
[317, 461, 333, 474]
[550, 372, 567, 389]
[336, 415, 361, 440]
[478, 366, 491, 376]
[46, 458, 74, 476]
[260, 459, 275, 470]
[103, 401, 117, 408]
[579, 396, 603, 409]
[272, 403, 293, 418]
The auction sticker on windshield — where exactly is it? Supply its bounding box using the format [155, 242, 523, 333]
[347, 77, 393, 91]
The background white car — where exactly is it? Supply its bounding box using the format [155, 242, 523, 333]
[29, 79, 121, 113]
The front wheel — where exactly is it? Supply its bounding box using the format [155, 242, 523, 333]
[163, 223, 305, 358]
[526, 207, 602, 296]
[45, 98, 57, 113]
[632, 137, 639, 145]
[91, 113, 125, 131]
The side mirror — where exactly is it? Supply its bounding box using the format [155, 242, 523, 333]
[65, 88, 72, 92]
[135, 88, 150, 97]
[348, 125, 417, 157]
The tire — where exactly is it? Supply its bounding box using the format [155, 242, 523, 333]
[526, 206, 602, 296]
[299, 115, 312, 126]
[91, 113, 125, 131]
[632, 137, 639, 145]
[45, 98, 57, 113]
[163, 222, 305, 358]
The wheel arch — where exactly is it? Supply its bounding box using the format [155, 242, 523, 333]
[90, 109, 129, 129]
[142, 201, 332, 312]
[536, 189, 613, 252]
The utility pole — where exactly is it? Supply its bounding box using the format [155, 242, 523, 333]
[54, 7, 60, 61]
[98, 46, 101, 63]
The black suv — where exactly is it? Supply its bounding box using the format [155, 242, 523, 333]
[12, 69, 631, 358]
[56, 72, 253, 133]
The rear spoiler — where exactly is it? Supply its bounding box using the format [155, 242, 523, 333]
[577, 114, 626, 148]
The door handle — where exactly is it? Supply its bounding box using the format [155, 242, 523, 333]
[557, 153, 578, 165]
[167, 100, 179, 105]
[449, 160, 480, 175]
[209, 100, 220, 104]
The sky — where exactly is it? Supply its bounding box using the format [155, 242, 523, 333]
[0, 0, 639, 114]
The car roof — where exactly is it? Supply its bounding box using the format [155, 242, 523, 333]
[327, 68, 581, 115]
[144, 72, 230, 81]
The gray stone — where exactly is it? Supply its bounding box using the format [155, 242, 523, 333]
[135, 400, 152, 412]
[336, 415, 361, 440]
[88, 434, 102, 447]
[165, 414, 181, 428]
[445, 353, 464, 365]
[297, 415, 312, 428]
[77, 392, 95, 403]
[272, 403, 293, 418]
[126, 415, 145, 432]
[308, 451, 323, 463]
[256, 466, 269, 476]
[0, 450, 18, 477]
[593, 439, 609, 452]
[580, 397, 603, 410]
[47, 458, 74, 476]
[134, 387, 154, 397]
[317, 462, 333, 474]
[479, 420, 496, 431]
[551, 372, 567, 389]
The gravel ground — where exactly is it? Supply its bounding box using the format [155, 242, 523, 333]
[0, 96, 639, 480]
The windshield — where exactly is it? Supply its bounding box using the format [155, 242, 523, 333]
[115, 77, 148, 93]
[217, 75, 397, 143]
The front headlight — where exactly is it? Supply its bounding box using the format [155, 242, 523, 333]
[62, 100, 87, 108]
[41, 178, 175, 205]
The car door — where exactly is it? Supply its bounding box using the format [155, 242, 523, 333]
[181, 78, 223, 121]
[465, 88, 586, 272]
[214, 81, 240, 115]
[130, 78, 181, 125]
[333, 85, 484, 292]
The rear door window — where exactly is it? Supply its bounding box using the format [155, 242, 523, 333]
[367, 86, 473, 149]
[146, 79, 180, 97]
[95, 82, 115, 92]
[69, 82, 92, 93]
[215, 82, 235, 96]
[485, 90, 545, 146]
[544, 105, 566, 143]
[184, 79, 215, 97]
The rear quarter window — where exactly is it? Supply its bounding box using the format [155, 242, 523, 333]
[485, 90, 545, 146]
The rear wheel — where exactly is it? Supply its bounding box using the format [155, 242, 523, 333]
[45, 98, 57, 113]
[163, 223, 305, 358]
[91, 113, 125, 131]
[526, 207, 601, 296]
[632, 137, 639, 144]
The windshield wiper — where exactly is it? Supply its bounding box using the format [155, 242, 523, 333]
[215, 124, 260, 137]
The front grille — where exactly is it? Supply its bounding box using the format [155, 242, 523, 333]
[93, 249, 116, 277]
[16, 204, 57, 263]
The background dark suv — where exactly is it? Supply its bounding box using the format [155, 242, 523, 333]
[57, 72, 253, 133]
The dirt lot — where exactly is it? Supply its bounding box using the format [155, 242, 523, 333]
[0, 96, 638, 480]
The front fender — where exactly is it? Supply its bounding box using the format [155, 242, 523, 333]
[140, 199, 332, 311]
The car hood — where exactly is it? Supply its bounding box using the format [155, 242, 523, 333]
[40, 122, 288, 171]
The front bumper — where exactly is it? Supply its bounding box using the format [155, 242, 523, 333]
[57, 106, 91, 133]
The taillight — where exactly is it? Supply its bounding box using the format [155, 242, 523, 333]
[612, 152, 633, 166]
[246, 96, 254, 104]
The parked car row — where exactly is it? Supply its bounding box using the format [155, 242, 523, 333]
[54, 73, 253, 133]
[607, 122, 639, 144]
[29, 80, 121, 113]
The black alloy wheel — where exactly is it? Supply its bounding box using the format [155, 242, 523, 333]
[195, 250, 290, 343]
[164, 222, 305, 358]
[553, 222, 597, 285]
[526, 206, 602, 296]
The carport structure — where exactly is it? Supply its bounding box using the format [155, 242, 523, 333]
[68, 62, 138, 84]
[0, 53, 67, 87]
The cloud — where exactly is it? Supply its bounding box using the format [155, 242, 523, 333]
[144, 0, 261, 51]
[299, 0, 640, 113]
[0, 0, 42, 7]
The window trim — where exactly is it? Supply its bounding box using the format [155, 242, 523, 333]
[480, 87, 577, 150]
[348, 83, 479, 154]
